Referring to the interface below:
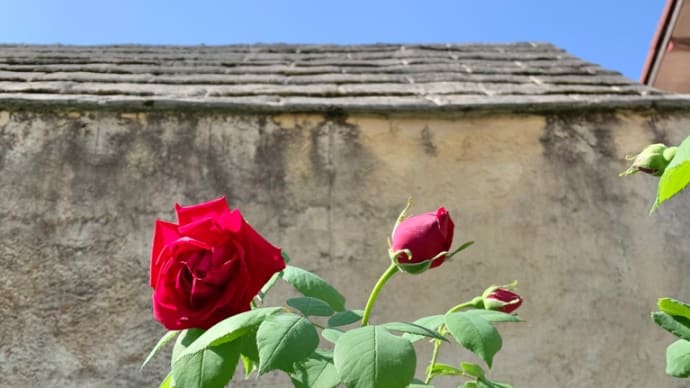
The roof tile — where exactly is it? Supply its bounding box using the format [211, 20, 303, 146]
[0, 43, 687, 112]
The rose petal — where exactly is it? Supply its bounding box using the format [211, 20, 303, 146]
[435, 208, 453, 243]
[170, 237, 213, 257]
[430, 208, 454, 269]
[153, 289, 196, 330]
[237, 217, 285, 298]
[218, 208, 243, 233]
[150, 220, 180, 288]
[177, 217, 227, 246]
[153, 261, 195, 329]
[175, 196, 231, 226]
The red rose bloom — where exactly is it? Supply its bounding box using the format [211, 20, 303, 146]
[391, 208, 454, 269]
[150, 197, 285, 330]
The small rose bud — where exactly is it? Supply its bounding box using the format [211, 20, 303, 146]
[390, 207, 454, 274]
[620, 143, 677, 177]
[482, 283, 522, 313]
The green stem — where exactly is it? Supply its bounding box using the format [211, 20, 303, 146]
[361, 264, 399, 326]
[448, 297, 483, 314]
[425, 337, 443, 384]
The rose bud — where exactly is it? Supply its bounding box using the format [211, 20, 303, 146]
[390, 207, 454, 274]
[482, 284, 522, 314]
[620, 143, 677, 177]
[150, 197, 285, 330]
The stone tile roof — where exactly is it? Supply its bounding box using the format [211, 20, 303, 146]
[0, 43, 688, 113]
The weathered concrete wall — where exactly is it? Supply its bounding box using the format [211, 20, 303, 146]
[1, 107, 690, 387]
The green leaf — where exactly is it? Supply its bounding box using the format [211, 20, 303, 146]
[477, 377, 512, 388]
[666, 339, 690, 377]
[290, 349, 340, 388]
[334, 325, 416, 388]
[427, 362, 463, 378]
[177, 307, 282, 359]
[171, 338, 242, 388]
[257, 312, 319, 374]
[288, 296, 335, 317]
[463, 382, 478, 388]
[322, 328, 344, 344]
[238, 326, 260, 363]
[283, 265, 346, 311]
[652, 312, 690, 341]
[655, 135, 690, 209]
[461, 362, 485, 378]
[172, 329, 204, 366]
[240, 354, 255, 379]
[170, 308, 282, 386]
[238, 327, 259, 378]
[461, 310, 522, 323]
[445, 311, 502, 368]
[142, 330, 179, 370]
[328, 309, 364, 327]
[403, 315, 445, 343]
[659, 298, 690, 321]
[380, 321, 447, 341]
[159, 372, 173, 388]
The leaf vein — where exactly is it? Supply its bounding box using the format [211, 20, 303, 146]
[264, 316, 303, 369]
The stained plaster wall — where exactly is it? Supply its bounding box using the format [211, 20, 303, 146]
[1, 107, 689, 387]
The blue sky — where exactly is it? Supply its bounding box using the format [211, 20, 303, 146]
[1, 1, 665, 80]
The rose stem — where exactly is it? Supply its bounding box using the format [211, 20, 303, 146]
[425, 339, 443, 384]
[361, 263, 399, 326]
[448, 298, 483, 314]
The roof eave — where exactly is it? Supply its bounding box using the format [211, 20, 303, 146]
[642, 0, 682, 85]
[3, 94, 690, 116]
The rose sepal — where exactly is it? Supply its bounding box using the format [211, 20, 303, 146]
[391, 197, 413, 238]
[391, 249, 447, 274]
[481, 281, 518, 298]
[444, 241, 475, 261]
[396, 260, 433, 274]
[389, 248, 413, 264]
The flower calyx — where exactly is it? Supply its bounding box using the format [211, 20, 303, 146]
[620, 143, 677, 177]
